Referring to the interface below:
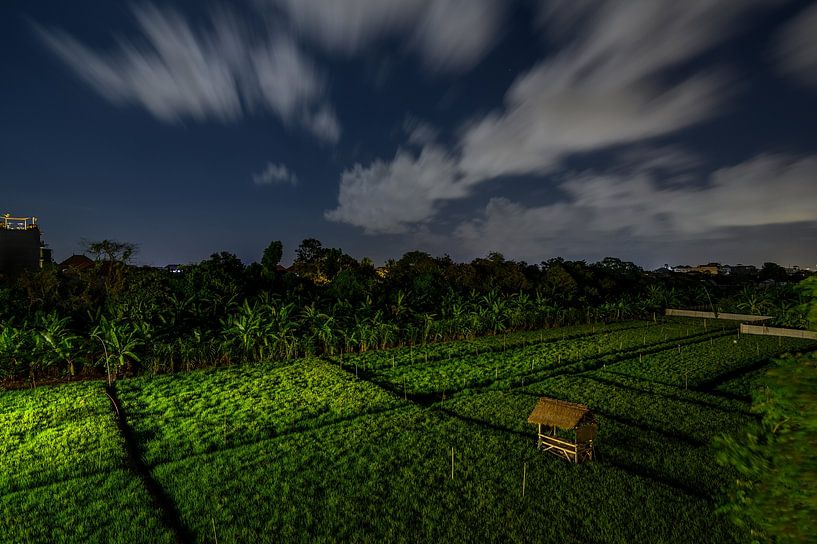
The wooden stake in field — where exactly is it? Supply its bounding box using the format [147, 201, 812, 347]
[451, 447, 455, 480]
[522, 463, 527, 497]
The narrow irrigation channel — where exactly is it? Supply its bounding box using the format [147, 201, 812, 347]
[104, 384, 194, 544]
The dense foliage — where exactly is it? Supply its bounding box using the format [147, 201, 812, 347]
[715, 353, 817, 543]
[0, 239, 811, 384]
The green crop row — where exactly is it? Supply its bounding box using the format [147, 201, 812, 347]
[0, 470, 173, 544]
[0, 382, 125, 495]
[0, 382, 173, 543]
[604, 334, 816, 389]
[360, 322, 727, 395]
[435, 387, 738, 497]
[519, 374, 752, 444]
[333, 320, 654, 371]
[146, 405, 738, 543]
[116, 358, 405, 465]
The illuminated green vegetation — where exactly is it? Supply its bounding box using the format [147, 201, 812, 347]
[1, 319, 814, 542]
[0, 383, 172, 543]
[116, 359, 404, 465]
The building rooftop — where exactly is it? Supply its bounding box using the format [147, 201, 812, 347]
[1, 215, 38, 230]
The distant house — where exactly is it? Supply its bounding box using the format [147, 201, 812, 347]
[673, 265, 694, 273]
[722, 264, 757, 276]
[60, 254, 94, 272]
[692, 263, 720, 275]
[165, 264, 183, 274]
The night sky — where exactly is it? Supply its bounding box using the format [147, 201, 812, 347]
[2, 1, 817, 269]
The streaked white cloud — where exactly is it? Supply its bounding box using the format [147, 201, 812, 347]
[458, 0, 764, 180]
[775, 3, 817, 88]
[34, 3, 340, 142]
[408, 0, 505, 72]
[614, 145, 701, 176]
[454, 154, 817, 259]
[253, 162, 298, 185]
[266, 0, 504, 72]
[328, 0, 766, 232]
[403, 117, 439, 146]
[325, 145, 464, 233]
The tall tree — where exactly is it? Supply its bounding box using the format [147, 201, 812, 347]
[261, 240, 283, 275]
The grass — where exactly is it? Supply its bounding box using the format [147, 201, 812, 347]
[0, 382, 173, 543]
[1, 317, 812, 542]
[116, 358, 404, 465]
[0, 382, 125, 494]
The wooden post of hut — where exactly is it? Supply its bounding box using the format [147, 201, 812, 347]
[527, 397, 597, 463]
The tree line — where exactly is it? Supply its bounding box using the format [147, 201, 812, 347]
[0, 238, 814, 386]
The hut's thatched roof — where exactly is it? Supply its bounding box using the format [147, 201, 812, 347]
[527, 397, 592, 430]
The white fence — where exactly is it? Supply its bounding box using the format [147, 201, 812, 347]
[665, 309, 772, 322]
[739, 324, 817, 340]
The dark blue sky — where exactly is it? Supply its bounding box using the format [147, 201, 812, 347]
[2, 0, 817, 269]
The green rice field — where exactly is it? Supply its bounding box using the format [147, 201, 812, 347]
[1, 317, 814, 543]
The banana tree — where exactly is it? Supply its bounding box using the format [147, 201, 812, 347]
[34, 312, 81, 377]
[91, 316, 143, 383]
[0, 324, 31, 382]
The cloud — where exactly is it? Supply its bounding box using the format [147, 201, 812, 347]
[324, 145, 464, 233]
[614, 146, 701, 175]
[265, 0, 503, 72]
[454, 154, 817, 260]
[328, 0, 766, 232]
[34, 3, 340, 142]
[775, 3, 817, 89]
[408, 0, 505, 72]
[403, 116, 439, 146]
[253, 162, 298, 185]
[458, 0, 765, 180]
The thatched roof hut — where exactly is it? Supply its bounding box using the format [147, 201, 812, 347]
[527, 397, 594, 429]
[528, 397, 597, 463]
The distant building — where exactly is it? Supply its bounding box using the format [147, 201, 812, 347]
[692, 263, 720, 275]
[60, 254, 95, 272]
[672, 265, 694, 273]
[722, 264, 757, 276]
[0, 215, 51, 277]
[165, 264, 183, 274]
